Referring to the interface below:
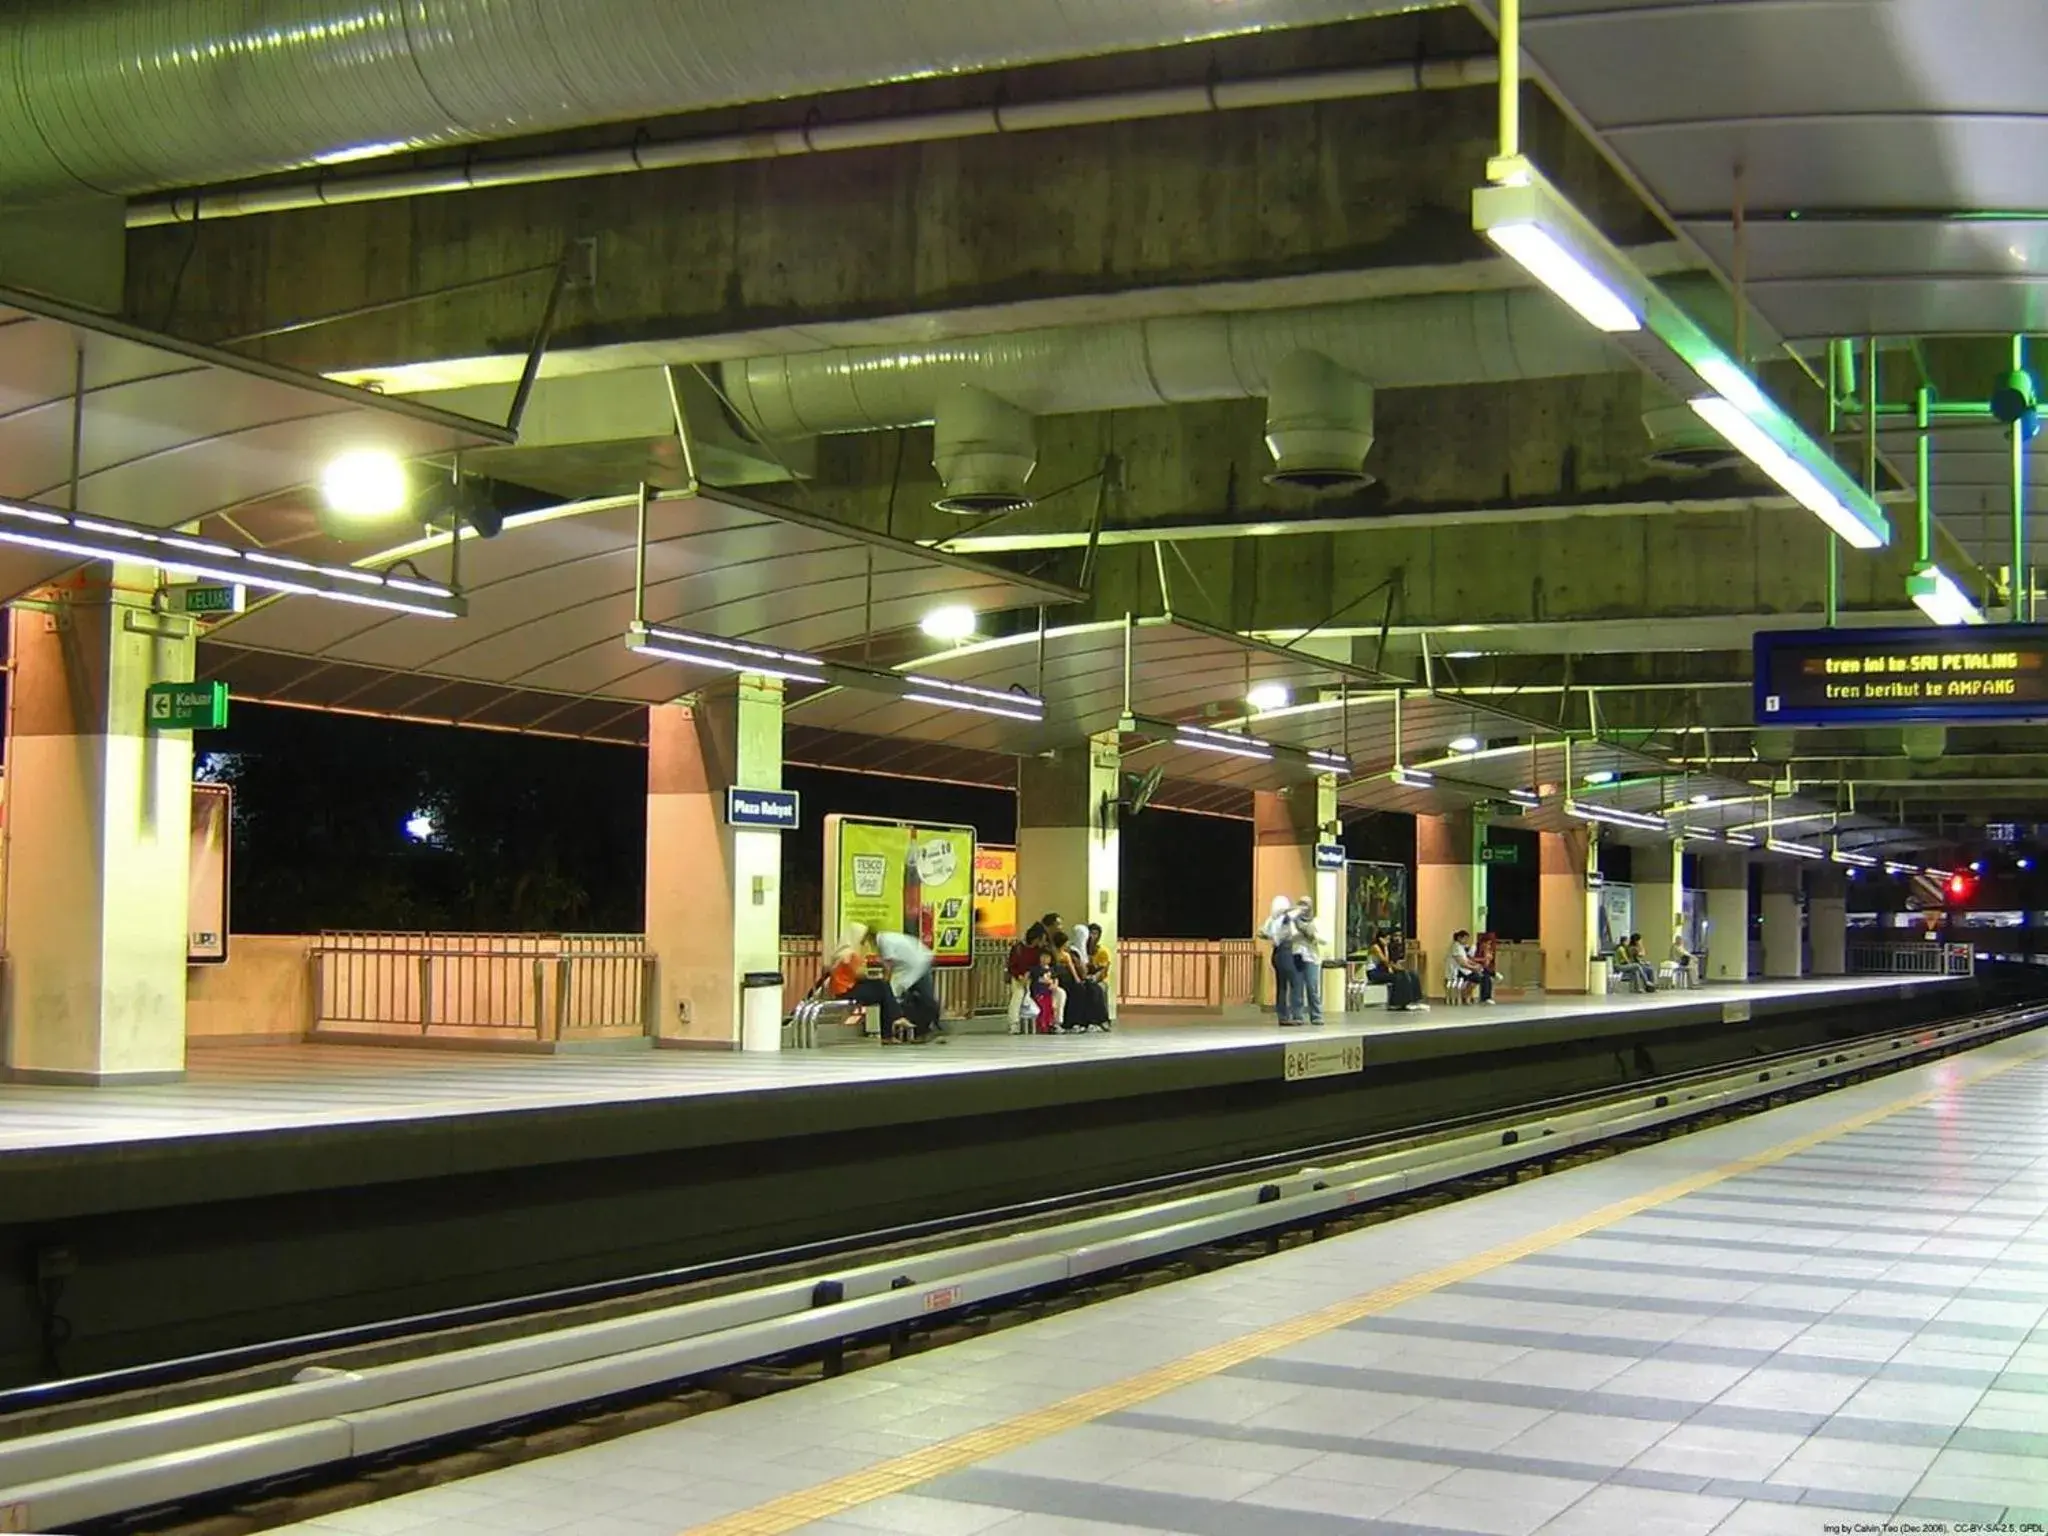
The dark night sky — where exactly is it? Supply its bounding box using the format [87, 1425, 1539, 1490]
[207, 704, 1259, 938]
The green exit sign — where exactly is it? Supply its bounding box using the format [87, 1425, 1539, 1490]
[167, 583, 244, 616]
[1479, 842, 1519, 866]
[145, 681, 229, 732]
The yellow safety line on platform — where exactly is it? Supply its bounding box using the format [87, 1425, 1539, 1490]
[682, 1034, 2048, 1536]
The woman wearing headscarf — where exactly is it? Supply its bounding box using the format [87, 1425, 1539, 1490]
[1261, 894, 1301, 1025]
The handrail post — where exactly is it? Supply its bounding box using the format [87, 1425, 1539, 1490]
[418, 954, 433, 1034]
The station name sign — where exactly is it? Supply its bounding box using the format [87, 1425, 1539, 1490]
[1755, 626, 2048, 726]
[1314, 842, 1347, 872]
[725, 787, 801, 830]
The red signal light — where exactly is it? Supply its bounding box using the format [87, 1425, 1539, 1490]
[1948, 872, 1971, 901]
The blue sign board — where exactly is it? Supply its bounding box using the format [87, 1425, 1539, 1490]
[1314, 842, 1347, 872]
[1755, 625, 2048, 726]
[726, 787, 801, 830]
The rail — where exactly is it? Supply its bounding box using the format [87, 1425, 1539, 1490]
[1847, 941, 1975, 977]
[9, 998, 2034, 1534]
[310, 931, 652, 1041]
[1116, 938, 1262, 1009]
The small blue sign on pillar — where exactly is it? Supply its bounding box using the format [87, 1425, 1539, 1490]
[1314, 842, 1347, 872]
[726, 786, 801, 830]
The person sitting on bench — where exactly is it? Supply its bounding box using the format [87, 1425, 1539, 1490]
[1445, 929, 1494, 1003]
[1365, 927, 1426, 1012]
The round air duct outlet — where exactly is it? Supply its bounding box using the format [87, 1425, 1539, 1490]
[932, 385, 1036, 515]
[1263, 350, 1375, 492]
[1642, 402, 1743, 472]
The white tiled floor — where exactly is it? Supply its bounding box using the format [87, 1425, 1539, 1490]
[256, 1018, 2048, 1536]
[0, 975, 1954, 1155]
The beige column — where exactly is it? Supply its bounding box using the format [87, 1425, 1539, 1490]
[1250, 777, 1339, 1005]
[3, 572, 194, 1083]
[644, 678, 784, 1047]
[1416, 811, 1480, 999]
[1538, 826, 1595, 994]
[1808, 867, 1849, 977]
[1761, 859, 1805, 979]
[1634, 838, 1685, 958]
[1702, 851, 1750, 982]
[1016, 731, 1120, 959]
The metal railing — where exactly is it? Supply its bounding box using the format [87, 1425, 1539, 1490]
[1117, 938, 1263, 1010]
[1846, 941, 1975, 977]
[311, 931, 652, 1040]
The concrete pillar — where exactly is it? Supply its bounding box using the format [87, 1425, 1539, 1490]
[1538, 827, 1595, 994]
[1760, 861, 1804, 979]
[1634, 839, 1685, 958]
[1016, 730, 1119, 953]
[1702, 852, 1750, 983]
[1416, 811, 1480, 999]
[2, 574, 193, 1083]
[645, 679, 784, 1047]
[1808, 867, 1848, 977]
[1250, 776, 1338, 1003]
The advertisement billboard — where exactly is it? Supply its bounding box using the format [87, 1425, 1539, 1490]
[1345, 860, 1409, 954]
[823, 815, 977, 966]
[973, 844, 1017, 941]
[188, 783, 232, 964]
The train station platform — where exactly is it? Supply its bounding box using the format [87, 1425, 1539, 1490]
[0, 975, 1965, 1157]
[269, 1015, 2048, 1536]
[0, 974, 1984, 1384]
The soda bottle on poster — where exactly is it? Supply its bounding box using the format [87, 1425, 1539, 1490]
[902, 833, 922, 939]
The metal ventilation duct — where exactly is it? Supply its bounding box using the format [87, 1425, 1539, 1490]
[1263, 350, 1374, 491]
[0, 0, 1419, 201]
[932, 386, 1037, 514]
[720, 289, 1626, 442]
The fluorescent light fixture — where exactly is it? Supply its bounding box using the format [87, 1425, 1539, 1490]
[1885, 861, 1919, 876]
[0, 499, 462, 618]
[897, 672, 1045, 723]
[1679, 828, 1720, 842]
[1690, 793, 1712, 805]
[1769, 838, 1826, 859]
[1832, 849, 1878, 868]
[1691, 356, 1771, 417]
[1690, 396, 1885, 551]
[917, 604, 978, 643]
[1583, 769, 1617, 786]
[627, 621, 828, 685]
[1306, 748, 1352, 773]
[1391, 766, 1435, 789]
[1509, 787, 1541, 807]
[1245, 681, 1292, 712]
[320, 447, 409, 522]
[1566, 802, 1669, 832]
[1448, 735, 1482, 754]
[1474, 177, 1642, 333]
[1445, 649, 1485, 659]
[1907, 563, 1987, 627]
[1726, 832, 1759, 848]
[1175, 722, 1274, 762]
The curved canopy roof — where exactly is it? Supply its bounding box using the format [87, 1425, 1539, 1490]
[0, 286, 505, 606]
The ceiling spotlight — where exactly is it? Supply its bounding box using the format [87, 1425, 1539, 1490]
[1246, 682, 1292, 712]
[918, 604, 978, 643]
[320, 448, 409, 522]
[1970, 860, 1985, 872]
[1448, 735, 1482, 754]
[2020, 857, 2035, 871]
[1583, 769, 1617, 786]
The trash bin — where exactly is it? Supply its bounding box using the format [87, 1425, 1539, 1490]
[1322, 959, 1348, 1015]
[741, 970, 785, 1053]
[1588, 958, 1610, 997]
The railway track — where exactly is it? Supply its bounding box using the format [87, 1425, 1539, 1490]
[6, 998, 2038, 1535]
